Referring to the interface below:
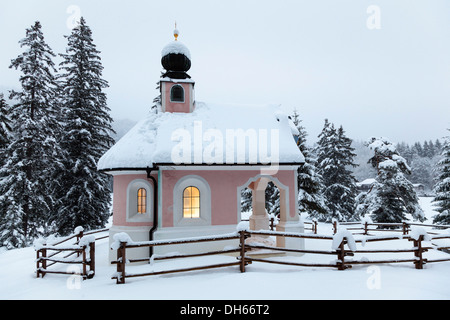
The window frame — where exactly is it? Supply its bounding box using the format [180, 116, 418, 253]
[182, 186, 200, 219]
[137, 188, 147, 214]
[126, 179, 153, 223]
[170, 84, 185, 103]
[173, 175, 211, 227]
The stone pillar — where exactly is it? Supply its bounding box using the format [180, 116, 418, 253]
[249, 177, 270, 232]
[275, 185, 304, 253]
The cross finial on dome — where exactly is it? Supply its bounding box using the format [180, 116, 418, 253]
[174, 22, 179, 41]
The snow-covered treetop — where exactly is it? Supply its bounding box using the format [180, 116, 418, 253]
[366, 137, 411, 174]
[367, 137, 396, 154]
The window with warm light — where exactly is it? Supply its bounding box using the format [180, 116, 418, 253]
[183, 186, 200, 218]
[137, 188, 147, 214]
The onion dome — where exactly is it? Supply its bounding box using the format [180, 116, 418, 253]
[161, 26, 191, 79]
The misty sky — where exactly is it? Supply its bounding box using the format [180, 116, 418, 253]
[0, 0, 449, 144]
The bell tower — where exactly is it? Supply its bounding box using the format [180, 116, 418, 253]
[160, 26, 195, 113]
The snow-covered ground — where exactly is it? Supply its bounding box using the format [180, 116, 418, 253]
[1, 197, 449, 300]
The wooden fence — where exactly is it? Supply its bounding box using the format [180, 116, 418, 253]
[111, 222, 450, 284]
[111, 232, 244, 284]
[35, 227, 108, 280]
[304, 220, 318, 234]
[241, 216, 279, 231]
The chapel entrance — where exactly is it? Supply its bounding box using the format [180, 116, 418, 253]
[238, 175, 291, 248]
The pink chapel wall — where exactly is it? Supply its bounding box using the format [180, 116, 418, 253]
[111, 169, 297, 229]
[112, 173, 156, 227]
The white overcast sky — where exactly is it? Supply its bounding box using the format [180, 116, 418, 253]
[0, 0, 449, 144]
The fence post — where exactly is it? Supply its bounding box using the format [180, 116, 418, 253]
[413, 235, 424, 270]
[116, 242, 126, 284]
[364, 221, 369, 235]
[313, 220, 318, 234]
[333, 220, 338, 235]
[402, 222, 409, 235]
[82, 245, 87, 278]
[88, 242, 95, 279]
[38, 247, 47, 278]
[36, 249, 44, 278]
[76, 229, 84, 243]
[336, 240, 347, 270]
[239, 231, 247, 273]
[76, 228, 84, 258]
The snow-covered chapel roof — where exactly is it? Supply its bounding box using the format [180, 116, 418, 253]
[97, 102, 304, 171]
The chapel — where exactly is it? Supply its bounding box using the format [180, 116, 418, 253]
[97, 27, 305, 261]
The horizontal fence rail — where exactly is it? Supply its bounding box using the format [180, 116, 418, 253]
[111, 232, 244, 284]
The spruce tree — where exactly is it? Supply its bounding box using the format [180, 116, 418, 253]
[151, 72, 163, 113]
[435, 139, 443, 154]
[265, 182, 280, 217]
[0, 94, 12, 240]
[53, 17, 115, 235]
[432, 131, 450, 225]
[292, 110, 327, 220]
[240, 187, 253, 214]
[0, 94, 11, 154]
[0, 21, 63, 247]
[315, 120, 358, 221]
[355, 137, 425, 224]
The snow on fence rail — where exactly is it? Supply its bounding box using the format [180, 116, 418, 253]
[111, 232, 244, 284]
[334, 219, 450, 235]
[111, 223, 450, 284]
[34, 227, 109, 280]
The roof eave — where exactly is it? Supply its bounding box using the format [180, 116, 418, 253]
[98, 161, 304, 173]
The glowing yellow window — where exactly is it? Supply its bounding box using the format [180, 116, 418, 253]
[183, 186, 200, 218]
[137, 188, 147, 214]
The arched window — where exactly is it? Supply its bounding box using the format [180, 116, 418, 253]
[126, 179, 153, 223]
[173, 175, 211, 226]
[170, 84, 184, 102]
[183, 186, 200, 218]
[137, 188, 147, 214]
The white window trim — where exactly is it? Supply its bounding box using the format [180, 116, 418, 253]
[126, 179, 153, 223]
[173, 175, 211, 227]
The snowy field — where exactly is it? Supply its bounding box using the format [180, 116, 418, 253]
[0, 197, 449, 301]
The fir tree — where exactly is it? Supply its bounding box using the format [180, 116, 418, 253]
[315, 120, 358, 221]
[0, 94, 12, 167]
[265, 182, 280, 217]
[432, 131, 450, 225]
[0, 94, 12, 237]
[240, 187, 252, 214]
[0, 94, 11, 151]
[410, 157, 432, 190]
[291, 110, 327, 220]
[0, 21, 63, 248]
[151, 72, 164, 113]
[435, 139, 443, 154]
[53, 17, 115, 235]
[414, 142, 424, 157]
[423, 140, 432, 158]
[355, 137, 425, 224]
